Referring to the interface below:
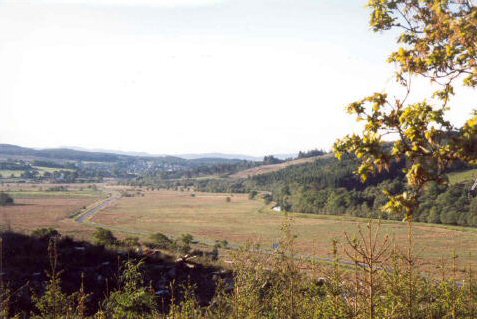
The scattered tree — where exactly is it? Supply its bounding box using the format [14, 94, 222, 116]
[0, 192, 13, 206]
[123, 236, 140, 248]
[31, 228, 60, 240]
[93, 227, 117, 246]
[179, 233, 194, 254]
[148, 232, 173, 249]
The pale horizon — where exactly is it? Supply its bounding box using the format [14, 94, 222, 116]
[1, 0, 475, 156]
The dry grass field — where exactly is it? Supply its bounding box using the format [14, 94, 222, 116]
[0, 183, 103, 237]
[2, 183, 477, 276]
[91, 189, 477, 273]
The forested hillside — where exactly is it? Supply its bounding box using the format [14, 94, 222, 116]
[249, 156, 477, 226]
[164, 155, 477, 227]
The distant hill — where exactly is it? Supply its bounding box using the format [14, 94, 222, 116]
[0, 144, 262, 170]
[66, 147, 296, 161]
[0, 144, 264, 181]
[0, 144, 182, 163]
[177, 153, 262, 161]
[64, 147, 259, 160]
[63, 146, 165, 158]
[0, 144, 297, 162]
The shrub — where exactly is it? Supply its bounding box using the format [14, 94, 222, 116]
[104, 260, 156, 318]
[0, 192, 13, 206]
[123, 236, 140, 247]
[33, 239, 78, 319]
[180, 233, 194, 245]
[46, 186, 68, 192]
[148, 232, 172, 249]
[93, 227, 117, 246]
[263, 193, 272, 205]
[215, 239, 228, 249]
[179, 233, 194, 254]
[31, 228, 60, 240]
[211, 245, 219, 261]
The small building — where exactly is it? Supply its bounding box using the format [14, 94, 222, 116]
[273, 206, 281, 212]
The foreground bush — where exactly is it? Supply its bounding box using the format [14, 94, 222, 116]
[3, 220, 477, 318]
[103, 260, 156, 318]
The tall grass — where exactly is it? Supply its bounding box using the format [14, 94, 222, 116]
[2, 219, 477, 318]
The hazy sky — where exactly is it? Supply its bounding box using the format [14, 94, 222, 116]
[0, 0, 475, 156]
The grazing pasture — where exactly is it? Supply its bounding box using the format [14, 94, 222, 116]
[91, 189, 477, 274]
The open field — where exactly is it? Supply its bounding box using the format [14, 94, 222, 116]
[0, 183, 102, 197]
[91, 189, 477, 274]
[0, 166, 75, 178]
[0, 183, 104, 237]
[0, 170, 23, 178]
[33, 166, 75, 176]
[229, 154, 333, 179]
[2, 184, 477, 276]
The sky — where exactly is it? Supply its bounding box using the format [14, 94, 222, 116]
[0, 0, 475, 156]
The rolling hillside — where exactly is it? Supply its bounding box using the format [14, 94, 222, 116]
[229, 153, 334, 179]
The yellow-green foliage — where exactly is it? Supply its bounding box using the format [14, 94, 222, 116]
[103, 260, 156, 319]
[335, 0, 477, 221]
[158, 220, 477, 319]
[3, 220, 477, 318]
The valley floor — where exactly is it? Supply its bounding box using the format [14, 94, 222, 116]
[1, 183, 477, 277]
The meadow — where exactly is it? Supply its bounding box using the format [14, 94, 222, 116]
[90, 189, 477, 274]
[0, 166, 75, 179]
[0, 183, 103, 237]
[1, 183, 477, 276]
[0, 170, 23, 178]
[32, 165, 75, 176]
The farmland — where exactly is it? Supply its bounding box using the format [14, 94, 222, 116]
[0, 166, 75, 179]
[0, 170, 23, 178]
[90, 189, 477, 273]
[1, 183, 477, 275]
[0, 183, 104, 237]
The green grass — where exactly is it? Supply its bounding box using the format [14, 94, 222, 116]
[33, 166, 75, 175]
[448, 168, 477, 184]
[0, 166, 75, 178]
[0, 170, 23, 178]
